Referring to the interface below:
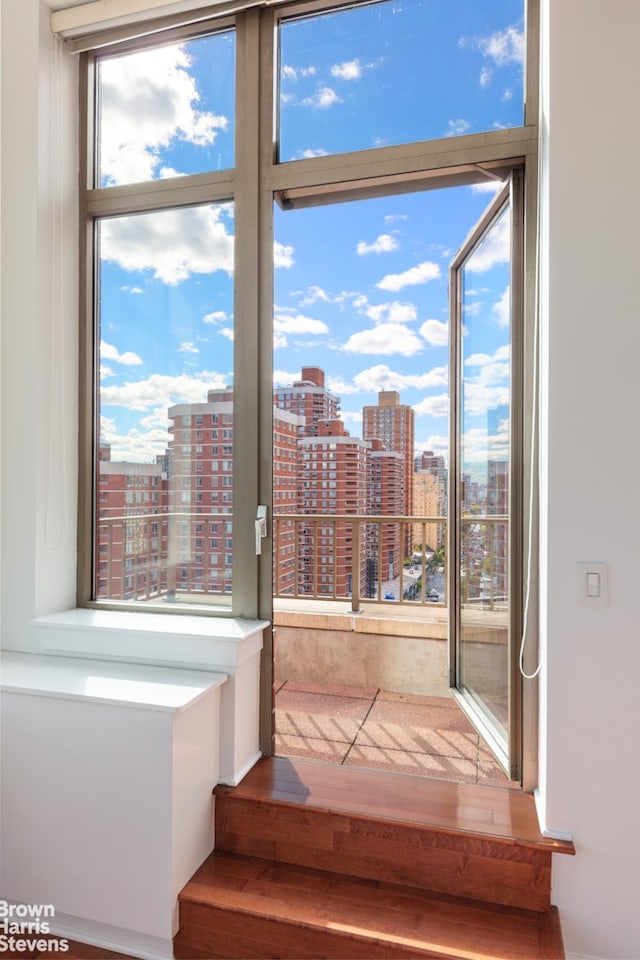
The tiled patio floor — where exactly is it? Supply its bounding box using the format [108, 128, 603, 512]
[274, 680, 517, 788]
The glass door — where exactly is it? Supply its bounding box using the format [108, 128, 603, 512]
[449, 173, 523, 780]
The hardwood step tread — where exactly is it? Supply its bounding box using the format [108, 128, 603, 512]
[177, 851, 565, 959]
[215, 757, 574, 855]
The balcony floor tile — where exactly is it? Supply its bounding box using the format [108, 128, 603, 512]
[275, 689, 373, 742]
[343, 744, 478, 780]
[274, 682, 516, 789]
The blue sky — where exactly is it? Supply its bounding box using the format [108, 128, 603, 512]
[97, 0, 522, 476]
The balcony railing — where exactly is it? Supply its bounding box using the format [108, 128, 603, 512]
[273, 513, 447, 613]
[96, 510, 506, 615]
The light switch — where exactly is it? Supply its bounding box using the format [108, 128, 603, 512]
[578, 562, 608, 607]
[586, 572, 600, 597]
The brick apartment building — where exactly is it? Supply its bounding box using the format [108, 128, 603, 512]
[362, 390, 415, 557]
[97, 371, 416, 603]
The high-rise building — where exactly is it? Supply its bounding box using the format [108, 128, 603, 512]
[362, 390, 415, 556]
[487, 459, 509, 602]
[297, 419, 369, 597]
[97, 455, 166, 601]
[167, 388, 235, 597]
[415, 449, 447, 547]
[413, 471, 444, 551]
[366, 439, 403, 595]
[273, 406, 306, 596]
[274, 366, 340, 436]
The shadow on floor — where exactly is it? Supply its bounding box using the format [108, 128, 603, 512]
[274, 680, 517, 788]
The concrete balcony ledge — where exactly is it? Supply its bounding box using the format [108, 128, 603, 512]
[273, 599, 449, 697]
[273, 598, 448, 640]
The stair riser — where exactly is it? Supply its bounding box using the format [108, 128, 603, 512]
[215, 795, 552, 912]
[176, 901, 446, 960]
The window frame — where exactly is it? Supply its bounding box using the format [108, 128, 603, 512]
[77, 0, 540, 787]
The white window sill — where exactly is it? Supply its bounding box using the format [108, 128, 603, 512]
[1, 650, 226, 712]
[32, 608, 268, 671]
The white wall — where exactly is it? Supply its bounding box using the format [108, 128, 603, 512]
[0, 0, 78, 650]
[2, 1, 640, 957]
[539, 1, 640, 956]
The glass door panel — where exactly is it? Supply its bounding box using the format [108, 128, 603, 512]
[449, 175, 522, 777]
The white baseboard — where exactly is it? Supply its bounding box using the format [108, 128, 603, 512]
[534, 788, 574, 841]
[218, 750, 262, 786]
[566, 953, 606, 960]
[49, 912, 173, 960]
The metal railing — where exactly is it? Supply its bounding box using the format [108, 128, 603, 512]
[96, 510, 507, 614]
[273, 513, 447, 613]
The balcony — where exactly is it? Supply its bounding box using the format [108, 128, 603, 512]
[96, 511, 510, 785]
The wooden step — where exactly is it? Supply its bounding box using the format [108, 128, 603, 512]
[175, 850, 566, 959]
[213, 757, 574, 913]
[175, 758, 572, 959]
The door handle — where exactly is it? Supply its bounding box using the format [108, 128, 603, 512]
[255, 505, 268, 555]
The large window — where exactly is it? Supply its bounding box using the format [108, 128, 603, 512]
[79, 0, 537, 639]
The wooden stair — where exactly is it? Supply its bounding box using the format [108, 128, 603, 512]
[175, 757, 574, 959]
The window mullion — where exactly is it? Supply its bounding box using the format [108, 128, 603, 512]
[231, 7, 263, 618]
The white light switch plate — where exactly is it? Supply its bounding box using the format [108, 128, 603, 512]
[577, 562, 609, 607]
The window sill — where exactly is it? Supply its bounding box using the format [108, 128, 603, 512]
[32, 608, 268, 670]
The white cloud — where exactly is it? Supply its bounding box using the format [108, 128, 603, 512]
[100, 340, 143, 365]
[100, 414, 172, 463]
[326, 376, 360, 396]
[479, 25, 525, 66]
[493, 285, 510, 328]
[465, 344, 510, 367]
[121, 285, 144, 294]
[417, 435, 449, 459]
[139, 407, 171, 431]
[158, 166, 184, 179]
[343, 324, 423, 357]
[100, 370, 228, 412]
[202, 310, 228, 325]
[446, 118, 471, 138]
[330, 60, 361, 80]
[456, 426, 509, 465]
[419, 319, 448, 347]
[353, 364, 448, 393]
[413, 394, 449, 417]
[219, 328, 234, 342]
[100, 364, 115, 380]
[273, 313, 329, 348]
[356, 234, 398, 256]
[300, 285, 331, 305]
[377, 260, 441, 292]
[274, 241, 295, 268]
[457, 344, 510, 415]
[302, 87, 341, 108]
[99, 44, 229, 186]
[273, 368, 303, 387]
[282, 65, 317, 81]
[100, 205, 233, 285]
[480, 67, 492, 88]
[366, 301, 417, 325]
[470, 180, 503, 194]
[178, 341, 199, 354]
[465, 209, 510, 273]
[340, 410, 363, 426]
[299, 148, 328, 158]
